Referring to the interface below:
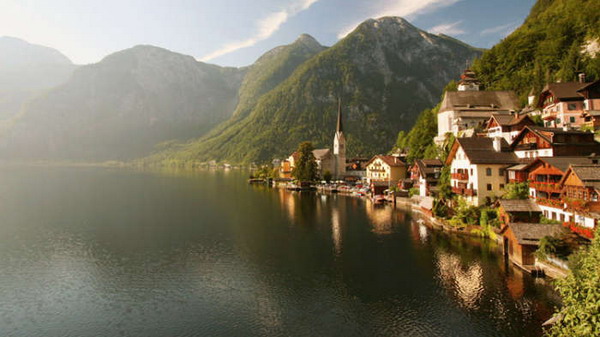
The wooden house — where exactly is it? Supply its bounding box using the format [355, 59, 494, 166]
[500, 223, 563, 266]
[498, 199, 542, 225]
[559, 164, 600, 239]
[486, 113, 535, 144]
[510, 125, 600, 159]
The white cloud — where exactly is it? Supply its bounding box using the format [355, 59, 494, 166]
[428, 21, 465, 36]
[337, 0, 462, 38]
[200, 0, 319, 62]
[480, 22, 518, 36]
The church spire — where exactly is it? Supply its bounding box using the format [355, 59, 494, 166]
[336, 98, 343, 133]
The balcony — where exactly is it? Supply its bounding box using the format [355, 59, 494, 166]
[451, 172, 469, 181]
[564, 198, 590, 212]
[563, 221, 595, 239]
[536, 198, 563, 208]
[452, 187, 477, 196]
[529, 181, 562, 193]
[514, 143, 537, 150]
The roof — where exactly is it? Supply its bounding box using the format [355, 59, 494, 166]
[508, 223, 563, 246]
[440, 91, 520, 113]
[312, 149, 331, 159]
[499, 199, 542, 213]
[511, 125, 597, 148]
[367, 155, 406, 167]
[532, 157, 600, 173]
[506, 164, 529, 171]
[414, 159, 443, 178]
[570, 165, 600, 181]
[577, 80, 600, 93]
[451, 137, 520, 165]
[541, 82, 590, 100]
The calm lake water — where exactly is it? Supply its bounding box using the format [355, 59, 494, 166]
[0, 167, 559, 337]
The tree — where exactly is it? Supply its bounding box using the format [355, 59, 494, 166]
[547, 228, 600, 337]
[323, 170, 332, 183]
[292, 141, 318, 182]
[504, 182, 529, 199]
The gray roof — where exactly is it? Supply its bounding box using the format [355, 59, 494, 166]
[455, 137, 520, 164]
[508, 223, 563, 246]
[440, 91, 520, 112]
[499, 199, 542, 213]
[538, 157, 600, 173]
[570, 164, 600, 181]
[312, 149, 331, 159]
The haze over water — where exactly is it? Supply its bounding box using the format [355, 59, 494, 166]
[0, 167, 558, 336]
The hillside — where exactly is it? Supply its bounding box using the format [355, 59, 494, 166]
[0, 45, 246, 161]
[147, 17, 481, 165]
[472, 0, 600, 102]
[0, 37, 77, 121]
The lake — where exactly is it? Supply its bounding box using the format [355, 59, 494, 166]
[0, 167, 559, 336]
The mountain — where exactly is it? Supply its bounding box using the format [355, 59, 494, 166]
[472, 0, 600, 102]
[1, 45, 246, 161]
[0, 37, 77, 120]
[195, 34, 327, 144]
[147, 17, 482, 165]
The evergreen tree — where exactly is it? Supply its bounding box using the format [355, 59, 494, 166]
[292, 142, 318, 182]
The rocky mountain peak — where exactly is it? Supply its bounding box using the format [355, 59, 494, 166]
[294, 33, 323, 50]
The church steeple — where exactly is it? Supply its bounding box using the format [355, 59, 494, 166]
[333, 98, 346, 178]
[336, 98, 343, 134]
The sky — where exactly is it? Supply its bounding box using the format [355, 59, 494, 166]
[0, 0, 535, 67]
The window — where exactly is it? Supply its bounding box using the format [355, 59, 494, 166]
[556, 118, 561, 125]
[486, 168, 492, 176]
[570, 116, 576, 123]
[499, 168, 505, 176]
[568, 103, 577, 111]
[470, 168, 473, 175]
[487, 184, 492, 191]
[560, 214, 565, 222]
[500, 184, 505, 189]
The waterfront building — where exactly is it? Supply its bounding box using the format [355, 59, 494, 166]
[525, 157, 600, 223]
[409, 159, 443, 197]
[498, 199, 542, 225]
[510, 125, 600, 159]
[446, 137, 520, 206]
[559, 164, 600, 239]
[365, 155, 406, 184]
[485, 113, 535, 143]
[500, 223, 563, 266]
[537, 74, 592, 128]
[435, 70, 519, 144]
[285, 149, 334, 179]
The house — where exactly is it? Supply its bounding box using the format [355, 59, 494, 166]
[559, 164, 600, 239]
[279, 159, 293, 179]
[510, 125, 600, 159]
[486, 113, 535, 143]
[446, 137, 520, 206]
[526, 157, 600, 223]
[410, 159, 443, 197]
[345, 158, 369, 178]
[498, 199, 542, 225]
[285, 149, 334, 178]
[366, 155, 407, 184]
[506, 163, 530, 183]
[500, 223, 563, 266]
[435, 70, 519, 144]
[579, 80, 600, 130]
[537, 74, 592, 128]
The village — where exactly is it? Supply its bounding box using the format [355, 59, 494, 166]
[252, 69, 600, 279]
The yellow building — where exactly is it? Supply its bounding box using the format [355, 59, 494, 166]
[365, 155, 406, 183]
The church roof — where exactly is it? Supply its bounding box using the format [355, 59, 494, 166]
[336, 98, 343, 133]
[440, 91, 520, 113]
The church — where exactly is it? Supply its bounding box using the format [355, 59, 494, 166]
[284, 100, 347, 179]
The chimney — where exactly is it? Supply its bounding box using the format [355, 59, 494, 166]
[493, 137, 502, 152]
[579, 73, 586, 83]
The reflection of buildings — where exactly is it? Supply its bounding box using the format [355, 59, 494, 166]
[365, 203, 394, 235]
[436, 251, 484, 309]
[331, 206, 342, 256]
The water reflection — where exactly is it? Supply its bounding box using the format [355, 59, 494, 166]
[0, 167, 560, 337]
